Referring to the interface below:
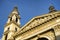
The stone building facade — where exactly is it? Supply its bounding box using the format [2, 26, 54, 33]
[2, 6, 60, 40]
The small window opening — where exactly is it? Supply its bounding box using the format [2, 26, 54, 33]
[8, 27, 10, 30]
[10, 17, 12, 21]
[16, 18, 18, 22]
[15, 28, 17, 32]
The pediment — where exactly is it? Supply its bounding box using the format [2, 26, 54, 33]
[20, 11, 60, 32]
[14, 11, 60, 38]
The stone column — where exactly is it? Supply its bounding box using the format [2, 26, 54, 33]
[2, 34, 6, 40]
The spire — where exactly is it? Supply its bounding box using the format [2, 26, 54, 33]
[7, 6, 21, 26]
[12, 6, 19, 14]
[49, 5, 57, 13]
[9, 6, 20, 18]
[13, 6, 18, 12]
[2, 6, 21, 40]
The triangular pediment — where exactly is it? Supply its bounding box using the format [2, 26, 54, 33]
[14, 11, 60, 38]
[14, 20, 60, 40]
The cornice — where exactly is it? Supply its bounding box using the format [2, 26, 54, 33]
[14, 17, 60, 39]
[4, 20, 20, 28]
[4, 30, 9, 35]
[14, 11, 60, 35]
[8, 13, 20, 19]
[20, 11, 60, 30]
[13, 11, 60, 38]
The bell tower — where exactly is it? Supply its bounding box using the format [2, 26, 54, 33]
[2, 7, 21, 40]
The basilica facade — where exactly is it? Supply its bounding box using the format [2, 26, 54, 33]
[2, 6, 60, 40]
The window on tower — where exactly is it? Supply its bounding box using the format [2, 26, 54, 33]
[10, 17, 12, 21]
[15, 27, 17, 32]
[8, 27, 10, 31]
[16, 17, 18, 22]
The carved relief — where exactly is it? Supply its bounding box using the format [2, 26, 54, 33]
[54, 25, 60, 36]
[20, 13, 60, 33]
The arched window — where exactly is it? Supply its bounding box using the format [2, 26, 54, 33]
[8, 27, 10, 30]
[15, 28, 17, 32]
[5, 35, 8, 40]
[37, 38, 48, 40]
[10, 17, 12, 21]
[16, 18, 18, 22]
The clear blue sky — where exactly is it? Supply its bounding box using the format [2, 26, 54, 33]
[0, 0, 60, 38]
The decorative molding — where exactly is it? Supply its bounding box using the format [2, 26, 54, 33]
[4, 20, 20, 28]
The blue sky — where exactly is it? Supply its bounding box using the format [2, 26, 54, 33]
[0, 0, 60, 39]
